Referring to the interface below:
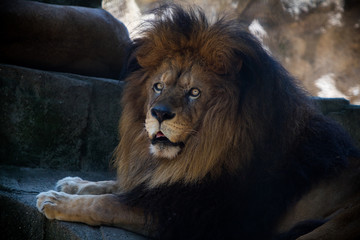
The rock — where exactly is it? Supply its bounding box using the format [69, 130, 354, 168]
[314, 97, 351, 114]
[0, 166, 147, 240]
[263, 0, 360, 105]
[0, 0, 131, 79]
[104, 0, 360, 104]
[28, 0, 103, 8]
[0, 196, 45, 240]
[314, 97, 360, 148]
[0, 64, 124, 171]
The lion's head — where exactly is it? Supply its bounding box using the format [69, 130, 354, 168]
[115, 5, 312, 191]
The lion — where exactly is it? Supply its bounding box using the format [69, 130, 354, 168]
[36, 4, 360, 240]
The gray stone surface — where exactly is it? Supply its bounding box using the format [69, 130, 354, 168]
[0, 166, 148, 240]
[314, 97, 360, 148]
[30, 0, 102, 8]
[0, 64, 124, 171]
[0, 0, 130, 79]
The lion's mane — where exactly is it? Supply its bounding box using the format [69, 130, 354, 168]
[114, 5, 359, 240]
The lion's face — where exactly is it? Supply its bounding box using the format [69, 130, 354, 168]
[144, 61, 216, 159]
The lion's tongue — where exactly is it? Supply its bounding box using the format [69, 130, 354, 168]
[156, 131, 165, 138]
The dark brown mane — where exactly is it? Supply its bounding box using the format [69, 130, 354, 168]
[113, 4, 315, 191]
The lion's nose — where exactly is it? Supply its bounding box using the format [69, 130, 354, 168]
[151, 105, 175, 123]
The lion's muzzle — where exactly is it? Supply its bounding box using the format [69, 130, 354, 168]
[145, 104, 186, 159]
[151, 104, 175, 123]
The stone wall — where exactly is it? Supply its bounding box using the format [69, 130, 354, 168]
[0, 0, 130, 79]
[0, 0, 130, 171]
[27, 0, 102, 8]
[0, 64, 124, 171]
[315, 97, 360, 149]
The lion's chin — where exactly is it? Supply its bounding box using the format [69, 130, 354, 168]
[150, 144, 182, 159]
[148, 131, 184, 159]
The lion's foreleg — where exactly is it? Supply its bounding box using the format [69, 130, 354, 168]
[56, 177, 120, 195]
[36, 191, 153, 236]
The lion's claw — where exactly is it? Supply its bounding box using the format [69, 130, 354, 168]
[36, 190, 69, 219]
[55, 176, 86, 194]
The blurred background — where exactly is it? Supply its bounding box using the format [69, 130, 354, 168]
[103, 0, 360, 104]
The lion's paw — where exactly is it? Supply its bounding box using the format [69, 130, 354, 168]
[36, 190, 70, 220]
[56, 176, 88, 194]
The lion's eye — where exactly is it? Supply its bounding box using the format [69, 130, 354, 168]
[189, 88, 201, 99]
[153, 82, 164, 94]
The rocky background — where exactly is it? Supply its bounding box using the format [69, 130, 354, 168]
[104, 0, 360, 104]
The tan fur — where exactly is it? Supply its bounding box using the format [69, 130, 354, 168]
[37, 190, 152, 236]
[55, 177, 120, 195]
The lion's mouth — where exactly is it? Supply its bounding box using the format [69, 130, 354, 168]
[151, 131, 184, 147]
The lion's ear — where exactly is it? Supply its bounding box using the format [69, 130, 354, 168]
[127, 54, 141, 74]
[130, 37, 164, 69]
[136, 50, 163, 69]
[136, 55, 149, 69]
[124, 42, 142, 77]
